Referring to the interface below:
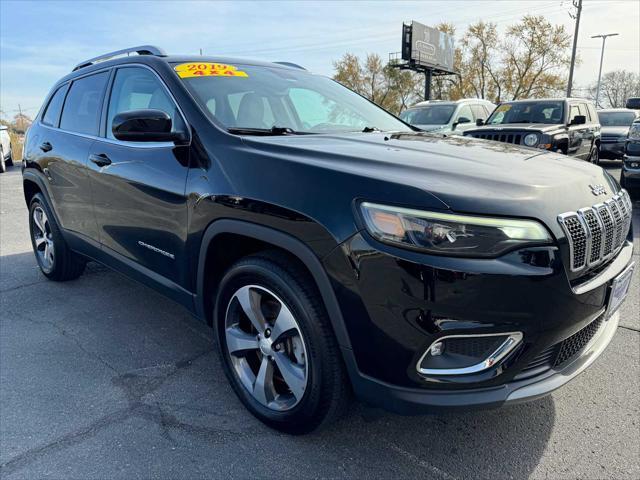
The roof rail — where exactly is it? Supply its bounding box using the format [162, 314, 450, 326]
[274, 61, 306, 70]
[72, 45, 167, 72]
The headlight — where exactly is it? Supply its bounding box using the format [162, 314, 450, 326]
[523, 133, 539, 146]
[628, 124, 640, 140]
[360, 202, 552, 256]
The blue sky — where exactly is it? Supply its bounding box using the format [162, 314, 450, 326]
[1, 0, 638, 119]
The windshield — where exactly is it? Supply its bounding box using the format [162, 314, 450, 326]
[598, 111, 636, 127]
[487, 101, 564, 125]
[175, 62, 411, 134]
[399, 105, 455, 125]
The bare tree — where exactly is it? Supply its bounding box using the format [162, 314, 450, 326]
[589, 70, 640, 108]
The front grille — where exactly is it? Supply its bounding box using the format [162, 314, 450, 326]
[515, 315, 605, 380]
[468, 132, 523, 145]
[558, 191, 633, 272]
[601, 134, 625, 143]
[554, 316, 604, 367]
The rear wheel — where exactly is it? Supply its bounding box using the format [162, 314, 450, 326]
[0, 147, 5, 173]
[29, 193, 86, 281]
[6, 149, 13, 167]
[214, 252, 349, 434]
[589, 145, 600, 165]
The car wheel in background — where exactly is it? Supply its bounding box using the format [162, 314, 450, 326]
[6, 149, 13, 166]
[28, 193, 86, 281]
[214, 251, 350, 434]
[0, 147, 5, 173]
[589, 146, 600, 165]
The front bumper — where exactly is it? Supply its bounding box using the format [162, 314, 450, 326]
[324, 229, 633, 413]
[345, 311, 619, 414]
[622, 155, 640, 187]
[600, 142, 625, 159]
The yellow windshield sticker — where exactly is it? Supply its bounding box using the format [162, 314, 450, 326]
[174, 62, 248, 78]
[495, 104, 512, 112]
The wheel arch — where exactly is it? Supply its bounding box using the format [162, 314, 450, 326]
[22, 171, 61, 225]
[195, 219, 353, 351]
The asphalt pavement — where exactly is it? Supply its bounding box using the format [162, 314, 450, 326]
[1, 160, 639, 479]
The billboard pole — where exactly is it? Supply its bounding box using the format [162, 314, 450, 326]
[425, 70, 432, 101]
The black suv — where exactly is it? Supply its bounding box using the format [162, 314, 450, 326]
[22, 47, 634, 433]
[464, 98, 601, 163]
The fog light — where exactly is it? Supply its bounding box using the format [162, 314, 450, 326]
[417, 332, 523, 376]
[430, 341, 444, 356]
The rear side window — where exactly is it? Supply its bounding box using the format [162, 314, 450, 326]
[60, 72, 109, 136]
[106, 67, 180, 140]
[42, 85, 68, 127]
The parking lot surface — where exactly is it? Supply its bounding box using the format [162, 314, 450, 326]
[1, 161, 639, 479]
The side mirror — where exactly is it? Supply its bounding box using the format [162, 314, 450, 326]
[453, 116, 471, 129]
[569, 115, 586, 126]
[112, 109, 184, 142]
[476, 118, 485, 126]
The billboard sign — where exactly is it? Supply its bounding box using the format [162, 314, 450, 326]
[402, 21, 455, 74]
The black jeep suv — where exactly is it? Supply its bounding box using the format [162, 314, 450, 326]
[22, 47, 634, 433]
[465, 98, 601, 163]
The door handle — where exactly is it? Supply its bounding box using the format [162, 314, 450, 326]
[40, 142, 53, 152]
[89, 153, 112, 167]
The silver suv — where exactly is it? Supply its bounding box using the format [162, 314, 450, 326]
[399, 99, 496, 134]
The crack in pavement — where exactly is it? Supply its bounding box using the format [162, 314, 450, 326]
[0, 348, 221, 476]
[618, 325, 640, 333]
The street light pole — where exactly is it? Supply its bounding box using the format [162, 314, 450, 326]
[592, 33, 619, 108]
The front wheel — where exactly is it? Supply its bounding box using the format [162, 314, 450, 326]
[213, 252, 350, 434]
[6, 149, 13, 167]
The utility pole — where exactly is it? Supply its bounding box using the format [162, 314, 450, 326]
[566, 0, 582, 97]
[592, 33, 619, 108]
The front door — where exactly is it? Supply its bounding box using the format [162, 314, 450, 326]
[567, 103, 591, 159]
[87, 66, 190, 287]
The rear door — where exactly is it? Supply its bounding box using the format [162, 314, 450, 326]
[87, 65, 191, 287]
[35, 72, 109, 240]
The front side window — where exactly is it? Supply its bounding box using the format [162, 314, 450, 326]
[176, 63, 411, 134]
[598, 111, 637, 126]
[107, 67, 180, 139]
[400, 105, 455, 125]
[569, 105, 581, 124]
[60, 72, 109, 135]
[455, 105, 473, 123]
[487, 101, 564, 125]
[42, 85, 68, 127]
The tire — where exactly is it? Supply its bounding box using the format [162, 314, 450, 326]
[0, 148, 5, 173]
[28, 193, 86, 281]
[589, 145, 600, 165]
[6, 149, 13, 167]
[213, 251, 350, 434]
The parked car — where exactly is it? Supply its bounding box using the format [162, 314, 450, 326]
[23, 46, 634, 433]
[621, 118, 640, 196]
[399, 99, 495, 134]
[464, 98, 601, 163]
[0, 125, 13, 173]
[626, 97, 640, 110]
[598, 108, 640, 160]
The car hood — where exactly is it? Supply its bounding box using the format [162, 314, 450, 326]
[466, 123, 563, 133]
[601, 126, 629, 136]
[415, 124, 449, 132]
[240, 131, 618, 231]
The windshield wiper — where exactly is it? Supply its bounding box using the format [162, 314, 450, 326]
[227, 126, 305, 136]
[362, 126, 381, 133]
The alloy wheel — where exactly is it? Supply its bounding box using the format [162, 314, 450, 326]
[224, 285, 308, 411]
[32, 206, 54, 270]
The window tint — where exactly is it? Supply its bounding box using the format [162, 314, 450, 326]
[488, 101, 564, 125]
[107, 67, 179, 139]
[60, 72, 108, 135]
[400, 105, 455, 125]
[42, 85, 68, 127]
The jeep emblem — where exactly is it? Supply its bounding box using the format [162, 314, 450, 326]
[589, 184, 607, 196]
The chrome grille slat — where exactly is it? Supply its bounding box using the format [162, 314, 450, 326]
[558, 190, 632, 272]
